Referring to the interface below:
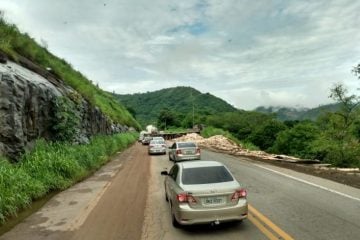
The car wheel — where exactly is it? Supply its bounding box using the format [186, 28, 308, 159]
[172, 214, 180, 228]
[170, 203, 180, 228]
[168, 154, 172, 161]
[165, 191, 168, 202]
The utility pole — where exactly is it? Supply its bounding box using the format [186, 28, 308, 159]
[191, 88, 194, 129]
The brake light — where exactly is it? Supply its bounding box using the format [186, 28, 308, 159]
[177, 193, 197, 203]
[231, 189, 247, 202]
[176, 149, 182, 155]
[196, 148, 201, 154]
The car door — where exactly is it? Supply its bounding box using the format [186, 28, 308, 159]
[169, 143, 176, 160]
[166, 164, 179, 202]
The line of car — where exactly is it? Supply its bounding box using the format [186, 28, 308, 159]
[140, 135, 248, 228]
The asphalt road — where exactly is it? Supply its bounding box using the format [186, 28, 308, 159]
[142, 149, 360, 240]
[1, 144, 360, 240]
[0, 143, 150, 240]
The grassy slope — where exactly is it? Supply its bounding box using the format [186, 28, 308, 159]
[0, 18, 140, 129]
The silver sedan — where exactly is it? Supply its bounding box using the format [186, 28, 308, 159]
[168, 141, 201, 162]
[161, 160, 248, 227]
[148, 140, 167, 155]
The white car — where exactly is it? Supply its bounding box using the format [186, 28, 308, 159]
[161, 160, 248, 227]
[148, 140, 167, 155]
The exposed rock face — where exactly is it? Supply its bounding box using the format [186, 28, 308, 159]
[0, 61, 127, 160]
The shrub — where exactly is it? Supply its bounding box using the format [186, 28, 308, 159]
[51, 97, 81, 142]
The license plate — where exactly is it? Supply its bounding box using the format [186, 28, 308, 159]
[185, 151, 193, 155]
[202, 197, 224, 205]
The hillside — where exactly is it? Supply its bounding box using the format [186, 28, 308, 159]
[0, 17, 139, 129]
[255, 104, 341, 121]
[114, 86, 237, 126]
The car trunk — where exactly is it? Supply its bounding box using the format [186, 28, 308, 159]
[179, 147, 196, 155]
[181, 182, 240, 209]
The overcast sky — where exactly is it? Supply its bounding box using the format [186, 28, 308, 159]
[1, 0, 360, 110]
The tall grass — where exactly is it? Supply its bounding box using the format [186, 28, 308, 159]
[0, 133, 137, 223]
[0, 17, 140, 129]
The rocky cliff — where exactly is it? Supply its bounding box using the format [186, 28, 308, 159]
[0, 59, 128, 160]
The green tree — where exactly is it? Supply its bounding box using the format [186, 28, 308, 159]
[157, 108, 180, 130]
[312, 81, 360, 167]
[247, 120, 287, 150]
[271, 121, 320, 159]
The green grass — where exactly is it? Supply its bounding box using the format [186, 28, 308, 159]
[0, 17, 140, 129]
[0, 132, 137, 223]
[201, 126, 259, 151]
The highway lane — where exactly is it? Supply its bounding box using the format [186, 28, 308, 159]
[142, 149, 360, 240]
[203, 150, 360, 240]
[1, 144, 359, 240]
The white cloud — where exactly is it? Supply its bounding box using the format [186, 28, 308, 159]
[1, 0, 359, 110]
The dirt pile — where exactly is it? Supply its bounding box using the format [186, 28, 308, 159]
[172, 133, 302, 162]
[172, 133, 205, 142]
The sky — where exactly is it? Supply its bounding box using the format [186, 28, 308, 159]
[1, 0, 360, 110]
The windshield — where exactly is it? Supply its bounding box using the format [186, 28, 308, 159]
[182, 166, 233, 185]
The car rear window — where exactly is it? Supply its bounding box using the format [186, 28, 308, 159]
[178, 142, 196, 148]
[181, 166, 233, 184]
[151, 140, 164, 144]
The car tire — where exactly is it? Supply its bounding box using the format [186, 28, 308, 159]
[165, 192, 168, 202]
[169, 201, 180, 228]
[172, 213, 180, 228]
[168, 154, 172, 161]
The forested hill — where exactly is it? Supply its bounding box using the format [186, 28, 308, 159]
[255, 103, 341, 121]
[114, 86, 237, 126]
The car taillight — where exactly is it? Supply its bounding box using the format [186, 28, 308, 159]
[196, 148, 200, 154]
[177, 193, 197, 203]
[231, 189, 247, 202]
[176, 149, 182, 155]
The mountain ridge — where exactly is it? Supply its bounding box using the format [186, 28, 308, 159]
[114, 86, 238, 126]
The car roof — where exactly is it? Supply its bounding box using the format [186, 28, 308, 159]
[179, 160, 224, 169]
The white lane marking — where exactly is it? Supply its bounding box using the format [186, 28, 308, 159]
[253, 163, 360, 203]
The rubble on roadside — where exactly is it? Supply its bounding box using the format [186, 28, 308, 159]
[171, 133, 360, 173]
[172, 133, 306, 163]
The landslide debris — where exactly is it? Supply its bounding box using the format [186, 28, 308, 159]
[172, 133, 301, 162]
[171, 133, 360, 188]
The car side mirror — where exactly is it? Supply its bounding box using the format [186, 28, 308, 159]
[161, 171, 168, 176]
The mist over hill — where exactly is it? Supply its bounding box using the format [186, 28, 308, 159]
[254, 104, 341, 121]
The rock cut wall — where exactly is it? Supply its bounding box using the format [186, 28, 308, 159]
[0, 60, 127, 160]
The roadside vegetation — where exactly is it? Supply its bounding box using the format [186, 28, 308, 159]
[147, 66, 360, 168]
[0, 14, 139, 129]
[0, 133, 137, 223]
